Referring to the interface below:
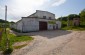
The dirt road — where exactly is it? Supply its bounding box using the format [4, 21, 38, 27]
[12, 30, 85, 55]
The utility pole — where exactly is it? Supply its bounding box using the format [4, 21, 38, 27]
[5, 5, 9, 49]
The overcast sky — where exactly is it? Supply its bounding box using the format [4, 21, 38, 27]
[0, 0, 85, 22]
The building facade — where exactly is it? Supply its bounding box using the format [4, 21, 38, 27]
[73, 18, 80, 26]
[11, 10, 61, 32]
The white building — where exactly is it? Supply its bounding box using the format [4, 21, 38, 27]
[11, 10, 61, 32]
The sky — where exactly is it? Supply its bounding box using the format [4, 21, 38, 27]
[0, 0, 85, 22]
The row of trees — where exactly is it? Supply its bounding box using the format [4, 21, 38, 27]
[57, 9, 85, 26]
[0, 19, 9, 23]
[58, 14, 80, 21]
[0, 19, 15, 28]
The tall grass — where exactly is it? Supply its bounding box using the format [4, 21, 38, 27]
[0, 28, 34, 51]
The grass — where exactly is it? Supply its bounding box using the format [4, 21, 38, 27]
[0, 28, 34, 51]
[0, 28, 3, 31]
[61, 25, 85, 31]
[8, 35, 33, 46]
[13, 44, 27, 49]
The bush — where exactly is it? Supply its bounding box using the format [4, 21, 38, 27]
[3, 48, 13, 55]
[61, 21, 67, 27]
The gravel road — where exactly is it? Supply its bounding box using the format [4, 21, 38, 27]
[11, 30, 85, 55]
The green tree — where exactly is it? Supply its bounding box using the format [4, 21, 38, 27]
[68, 14, 80, 20]
[57, 16, 68, 21]
[0, 19, 9, 23]
[79, 9, 85, 25]
[67, 14, 80, 26]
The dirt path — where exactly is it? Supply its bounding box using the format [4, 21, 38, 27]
[11, 30, 85, 55]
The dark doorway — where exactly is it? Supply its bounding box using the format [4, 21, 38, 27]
[56, 24, 58, 29]
[39, 21, 47, 31]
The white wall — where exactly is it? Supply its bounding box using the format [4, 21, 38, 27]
[29, 13, 37, 17]
[36, 10, 55, 19]
[11, 18, 61, 32]
[16, 20, 22, 32]
[22, 18, 57, 32]
[22, 18, 39, 32]
[29, 10, 55, 20]
[48, 24, 53, 30]
[56, 21, 61, 29]
[10, 23, 17, 29]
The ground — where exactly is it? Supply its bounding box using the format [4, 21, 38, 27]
[11, 30, 85, 55]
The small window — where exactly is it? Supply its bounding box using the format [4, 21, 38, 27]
[43, 16, 46, 19]
[49, 17, 51, 19]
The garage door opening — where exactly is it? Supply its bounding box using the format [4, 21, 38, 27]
[39, 21, 47, 31]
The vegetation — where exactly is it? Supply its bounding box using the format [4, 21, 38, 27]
[48, 21, 56, 24]
[0, 28, 2, 31]
[57, 16, 68, 21]
[0, 28, 34, 53]
[0, 19, 9, 23]
[61, 25, 85, 31]
[0, 19, 33, 54]
[68, 14, 80, 20]
[14, 44, 27, 49]
[0, 19, 15, 28]
[57, 9, 85, 30]
[3, 48, 13, 55]
[79, 9, 85, 25]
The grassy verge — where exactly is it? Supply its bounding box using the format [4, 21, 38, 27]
[0, 28, 34, 51]
[13, 44, 27, 49]
[61, 25, 85, 31]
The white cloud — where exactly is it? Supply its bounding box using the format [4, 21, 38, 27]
[7, 0, 48, 16]
[0, 6, 4, 10]
[3, 0, 49, 22]
[0, 6, 5, 20]
[0, 0, 67, 21]
[7, 0, 66, 17]
[52, 0, 66, 6]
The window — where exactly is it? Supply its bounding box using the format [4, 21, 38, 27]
[49, 17, 51, 19]
[43, 16, 46, 19]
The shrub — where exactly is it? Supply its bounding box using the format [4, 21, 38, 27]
[3, 48, 13, 55]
